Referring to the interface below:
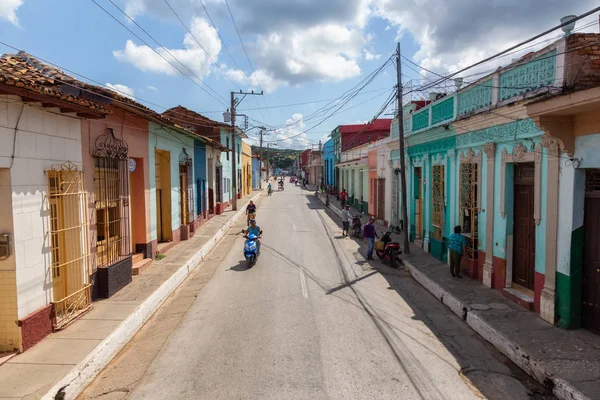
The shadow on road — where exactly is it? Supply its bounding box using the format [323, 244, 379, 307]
[306, 192, 552, 400]
[228, 260, 250, 272]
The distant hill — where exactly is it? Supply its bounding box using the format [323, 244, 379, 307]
[251, 146, 302, 169]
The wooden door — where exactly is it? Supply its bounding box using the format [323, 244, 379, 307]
[377, 179, 385, 220]
[414, 168, 423, 240]
[583, 169, 600, 333]
[513, 163, 535, 289]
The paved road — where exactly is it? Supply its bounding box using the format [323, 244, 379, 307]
[81, 184, 549, 400]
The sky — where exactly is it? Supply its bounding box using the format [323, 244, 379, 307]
[1, 0, 598, 149]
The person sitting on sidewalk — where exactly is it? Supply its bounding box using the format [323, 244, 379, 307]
[363, 216, 379, 260]
[449, 225, 468, 278]
[339, 189, 347, 208]
[341, 205, 352, 237]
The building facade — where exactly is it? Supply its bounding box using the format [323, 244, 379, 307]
[323, 139, 334, 186]
[403, 33, 600, 332]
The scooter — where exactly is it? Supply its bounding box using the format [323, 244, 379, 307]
[243, 233, 259, 268]
[352, 215, 363, 238]
[376, 231, 402, 268]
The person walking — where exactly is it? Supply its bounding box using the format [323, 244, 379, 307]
[363, 216, 379, 260]
[339, 188, 347, 208]
[449, 225, 468, 278]
[341, 205, 352, 237]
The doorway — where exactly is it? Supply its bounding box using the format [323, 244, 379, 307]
[583, 169, 600, 333]
[377, 178, 385, 220]
[155, 150, 172, 242]
[414, 167, 423, 240]
[129, 157, 145, 253]
[512, 163, 535, 289]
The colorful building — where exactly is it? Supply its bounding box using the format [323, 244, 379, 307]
[0, 52, 226, 352]
[403, 32, 600, 332]
[241, 141, 252, 196]
[323, 139, 334, 186]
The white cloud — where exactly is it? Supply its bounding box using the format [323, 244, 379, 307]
[364, 50, 381, 61]
[147, 85, 158, 91]
[252, 24, 365, 87]
[113, 17, 221, 78]
[271, 113, 313, 150]
[106, 83, 136, 99]
[372, 0, 599, 79]
[0, 0, 23, 26]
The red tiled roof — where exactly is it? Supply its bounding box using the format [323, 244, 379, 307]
[338, 119, 392, 133]
[0, 52, 110, 115]
[0, 52, 227, 150]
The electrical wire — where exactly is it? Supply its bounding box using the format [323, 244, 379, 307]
[90, 0, 227, 106]
[162, 0, 240, 89]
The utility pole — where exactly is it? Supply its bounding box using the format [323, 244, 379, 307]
[397, 42, 410, 255]
[259, 127, 264, 189]
[229, 90, 263, 211]
[318, 140, 323, 186]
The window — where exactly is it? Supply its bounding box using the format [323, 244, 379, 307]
[94, 156, 130, 267]
[93, 128, 130, 268]
[459, 163, 479, 259]
[48, 162, 91, 330]
[431, 165, 444, 241]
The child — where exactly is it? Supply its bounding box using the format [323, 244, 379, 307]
[449, 225, 468, 278]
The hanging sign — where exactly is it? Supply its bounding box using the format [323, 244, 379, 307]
[128, 158, 137, 172]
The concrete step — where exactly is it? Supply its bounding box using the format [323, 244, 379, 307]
[132, 258, 152, 276]
[132, 253, 144, 264]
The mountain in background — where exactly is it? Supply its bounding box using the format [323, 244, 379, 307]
[251, 146, 303, 170]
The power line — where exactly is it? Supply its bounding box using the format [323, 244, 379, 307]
[412, 6, 600, 93]
[162, 0, 241, 89]
[91, 0, 227, 106]
[223, 0, 272, 124]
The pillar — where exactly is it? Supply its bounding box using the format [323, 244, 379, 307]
[482, 143, 496, 288]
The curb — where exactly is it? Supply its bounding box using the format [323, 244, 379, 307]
[401, 258, 589, 400]
[43, 192, 263, 400]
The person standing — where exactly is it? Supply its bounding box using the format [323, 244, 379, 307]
[363, 216, 379, 260]
[339, 188, 347, 208]
[449, 225, 468, 278]
[341, 205, 352, 237]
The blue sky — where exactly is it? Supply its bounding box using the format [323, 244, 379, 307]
[1, 0, 598, 148]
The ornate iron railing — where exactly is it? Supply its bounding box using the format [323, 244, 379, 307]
[48, 161, 91, 329]
[459, 163, 479, 259]
[93, 128, 131, 268]
[431, 165, 444, 240]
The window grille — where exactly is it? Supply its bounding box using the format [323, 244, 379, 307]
[459, 163, 479, 258]
[431, 165, 444, 240]
[48, 161, 91, 330]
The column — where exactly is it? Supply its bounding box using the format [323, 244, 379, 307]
[540, 135, 561, 324]
[482, 143, 496, 288]
[423, 153, 430, 251]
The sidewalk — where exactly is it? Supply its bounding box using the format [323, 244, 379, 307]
[313, 190, 600, 400]
[0, 191, 262, 400]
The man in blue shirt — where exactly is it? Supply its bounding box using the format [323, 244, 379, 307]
[449, 225, 468, 278]
[244, 219, 263, 255]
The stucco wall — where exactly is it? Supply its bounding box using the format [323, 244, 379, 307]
[220, 128, 232, 204]
[149, 123, 195, 241]
[0, 97, 83, 320]
[194, 140, 207, 215]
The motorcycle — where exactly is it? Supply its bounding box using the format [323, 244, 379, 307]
[352, 215, 363, 238]
[243, 233, 259, 268]
[376, 231, 402, 268]
[278, 181, 284, 191]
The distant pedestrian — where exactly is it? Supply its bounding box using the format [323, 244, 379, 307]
[341, 205, 352, 237]
[449, 225, 468, 278]
[339, 188, 347, 208]
[363, 216, 379, 260]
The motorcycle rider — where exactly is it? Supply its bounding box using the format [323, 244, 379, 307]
[246, 200, 257, 225]
[267, 182, 273, 195]
[243, 219, 263, 255]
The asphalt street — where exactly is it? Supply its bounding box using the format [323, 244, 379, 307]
[80, 183, 549, 400]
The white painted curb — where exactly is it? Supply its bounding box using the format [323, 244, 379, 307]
[401, 258, 590, 400]
[43, 192, 263, 400]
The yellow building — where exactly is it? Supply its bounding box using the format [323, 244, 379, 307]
[242, 141, 253, 196]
